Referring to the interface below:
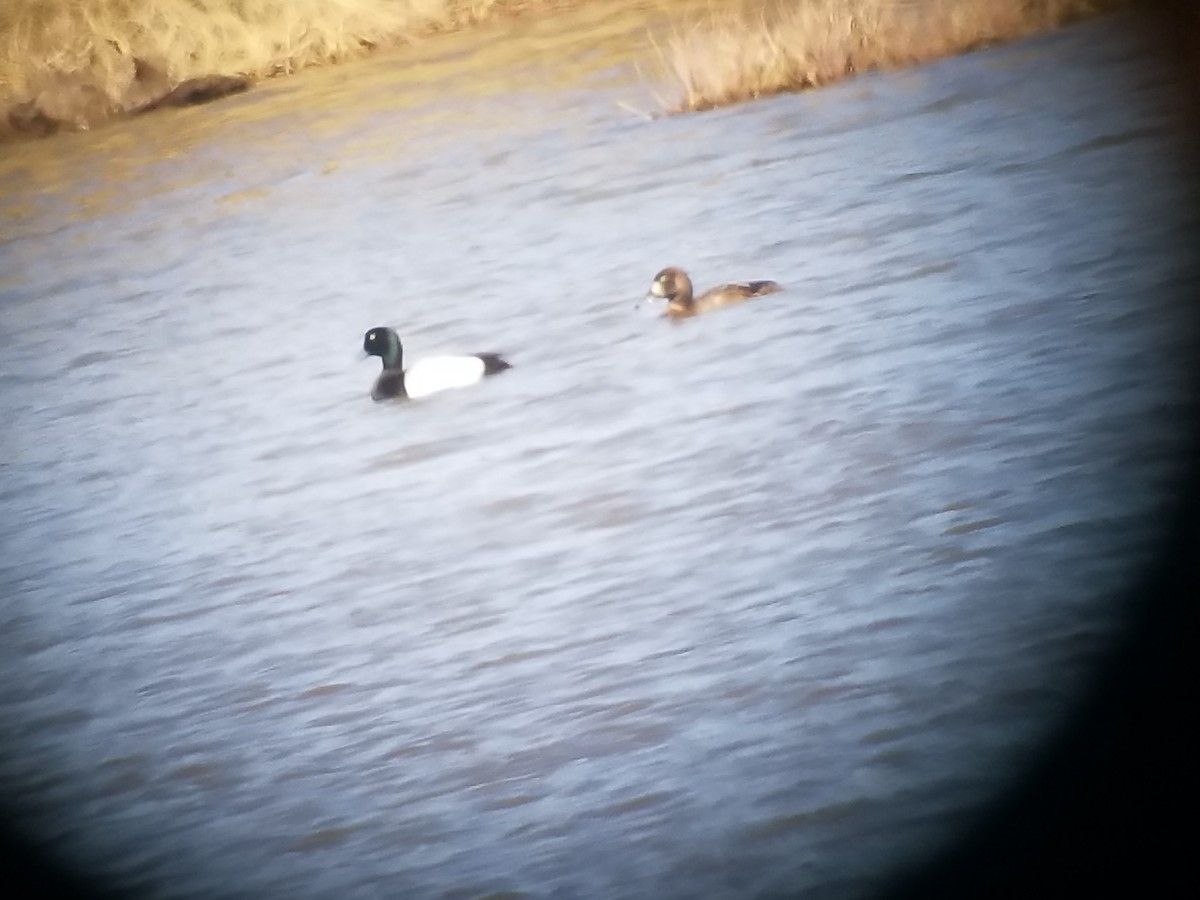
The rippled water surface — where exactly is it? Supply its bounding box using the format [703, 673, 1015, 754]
[1, 6, 1196, 899]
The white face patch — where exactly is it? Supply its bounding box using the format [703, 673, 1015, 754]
[649, 279, 666, 298]
[368, 332, 376, 342]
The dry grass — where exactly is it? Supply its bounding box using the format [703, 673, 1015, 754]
[0, 0, 568, 110]
[0, 0, 1137, 135]
[655, 0, 1133, 113]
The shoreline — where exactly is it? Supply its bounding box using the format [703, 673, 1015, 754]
[0, 0, 597, 141]
[1, 0, 1134, 142]
[652, 0, 1134, 114]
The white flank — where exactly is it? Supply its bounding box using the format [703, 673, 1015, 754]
[403, 355, 487, 399]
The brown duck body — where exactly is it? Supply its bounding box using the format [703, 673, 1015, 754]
[647, 267, 782, 318]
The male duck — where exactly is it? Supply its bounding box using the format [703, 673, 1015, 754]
[362, 327, 510, 401]
[645, 267, 782, 318]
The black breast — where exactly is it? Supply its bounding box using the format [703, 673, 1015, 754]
[372, 370, 407, 401]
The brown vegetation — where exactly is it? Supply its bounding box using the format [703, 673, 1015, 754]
[0, 0, 1137, 139]
[0, 0, 577, 138]
[654, 0, 1133, 113]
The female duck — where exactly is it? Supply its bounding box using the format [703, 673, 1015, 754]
[362, 327, 510, 401]
[646, 267, 781, 318]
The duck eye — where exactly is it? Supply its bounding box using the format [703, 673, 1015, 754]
[368, 332, 375, 341]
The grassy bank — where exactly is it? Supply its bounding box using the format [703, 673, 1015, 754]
[655, 0, 1132, 113]
[1, 0, 1136, 138]
[0, 0, 582, 127]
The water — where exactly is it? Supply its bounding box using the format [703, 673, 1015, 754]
[1, 7, 1196, 899]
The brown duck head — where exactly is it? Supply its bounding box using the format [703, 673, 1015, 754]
[646, 267, 695, 317]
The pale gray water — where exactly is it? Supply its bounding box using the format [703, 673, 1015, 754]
[0, 8, 1196, 900]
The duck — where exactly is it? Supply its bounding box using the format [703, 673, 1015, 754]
[645, 267, 782, 318]
[362, 327, 510, 401]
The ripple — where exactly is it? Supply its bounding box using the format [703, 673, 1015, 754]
[0, 10, 1192, 900]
